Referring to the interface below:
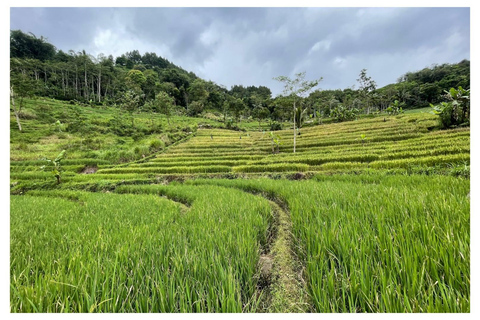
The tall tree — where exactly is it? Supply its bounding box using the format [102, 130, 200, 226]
[153, 91, 175, 124]
[357, 69, 377, 114]
[274, 72, 322, 153]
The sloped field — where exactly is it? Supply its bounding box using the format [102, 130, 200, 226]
[89, 113, 469, 177]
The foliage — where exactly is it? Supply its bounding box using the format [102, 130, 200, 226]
[40, 150, 66, 184]
[11, 187, 272, 312]
[193, 176, 469, 312]
[386, 100, 404, 115]
[269, 121, 282, 131]
[186, 100, 204, 117]
[330, 105, 359, 122]
[430, 86, 470, 128]
[10, 30, 56, 61]
[152, 91, 175, 124]
[269, 131, 282, 153]
[274, 72, 322, 153]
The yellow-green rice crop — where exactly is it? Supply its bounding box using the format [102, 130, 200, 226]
[11, 186, 273, 312]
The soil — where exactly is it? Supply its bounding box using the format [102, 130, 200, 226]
[80, 166, 98, 174]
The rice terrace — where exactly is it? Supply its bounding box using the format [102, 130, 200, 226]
[9, 7, 470, 314]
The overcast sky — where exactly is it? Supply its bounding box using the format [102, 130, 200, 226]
[10, 7, 470, 95]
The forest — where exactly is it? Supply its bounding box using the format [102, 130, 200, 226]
[10, 30, 470, 127]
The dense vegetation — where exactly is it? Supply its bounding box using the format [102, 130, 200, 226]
[10, 97, 469, 312]
[10, 29, 469, 313]
[11, 30, 470, 128]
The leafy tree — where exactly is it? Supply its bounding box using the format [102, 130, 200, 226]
[122, 90, 141, 127]
[125, 69, 146, 93]
[252, 105, 270, 130]
[269, 132, 282, 153]
[274, 72, 322, 153]
[10, 68, 38, 131]
[357, 69, 377, 114]
[142, 69, 158, 100]
[160, 68, 190, 93]
[10, 30, 56, 61]
[153, 91, 175, 124]
[228, 97, 246, 125]
[187, 79, 209, 107]
[330, 105, 359, 122]
[186, 101, 204, 117]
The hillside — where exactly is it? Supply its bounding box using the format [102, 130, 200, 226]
[10, 96, 470, 312]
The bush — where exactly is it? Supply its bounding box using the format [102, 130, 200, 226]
[330, 105, 359, 122]
[269, 121, 282, 131]
[132, 132, 144, 141]
[431, 86, 470, 128]
[149, 139, 164, 152]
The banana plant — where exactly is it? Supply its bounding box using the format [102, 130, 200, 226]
[386, 100, 404, 115]
[40, 150, 66, 184]
[269, 132, 282, 154]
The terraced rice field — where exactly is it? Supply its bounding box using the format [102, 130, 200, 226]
[90, 113, 469, 177]
[10, 111, 470, 313]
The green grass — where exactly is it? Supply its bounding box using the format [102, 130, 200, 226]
[10, 98, 470, 313]
[187, 174, 470, 312]
[11, 186, 273, 312]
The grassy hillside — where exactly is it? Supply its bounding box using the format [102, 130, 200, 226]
[10, 98, 470, 313]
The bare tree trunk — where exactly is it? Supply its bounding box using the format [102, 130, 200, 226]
[97, 67, 102, 102]
[61, 70, 66, 96]
[84, 62, 88, 100]
[293, 99, 296, 153]
[75, 64, 79, 98]
[104, 82, 109, 99]
[10, 86, 22, 131]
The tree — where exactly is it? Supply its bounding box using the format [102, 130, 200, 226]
[187, 79, 209, 106]
[153, 91, 175, 124]
[186, 101, 204, 117]
[251, 94, 269, 129]
[269, 132, 282, 154]
[10, 30, 56, 61]
[125, 69, 146, 93]
[274, 72, 322, 153]
[357, 69, 377, 114]
[228, 97, 246, 125]
[431, 86, 470, 128]
[10, 68, 38, 131]
[122, 90, 141, 127]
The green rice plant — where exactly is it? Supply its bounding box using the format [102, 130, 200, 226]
[97, 165, 233, 174]
[232, 163, 309, 173]
[188, 175, 470, 312]
[11, 186, 273, 312]
[129, 160, 249, 168]
[370, 154, 470, 169]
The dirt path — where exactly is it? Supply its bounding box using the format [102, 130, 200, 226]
[262, 198, 310, 312]
[215, 186, 310, 312]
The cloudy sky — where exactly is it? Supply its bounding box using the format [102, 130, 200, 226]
[10, 7, 470, 95]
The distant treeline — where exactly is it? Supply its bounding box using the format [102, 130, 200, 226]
[10, 29, 469, 124]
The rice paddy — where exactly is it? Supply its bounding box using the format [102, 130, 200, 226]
[10, 99, 470, 313]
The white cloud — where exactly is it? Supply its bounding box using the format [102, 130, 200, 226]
[333, 57, 347, 69]
[308, 40, 331, 55]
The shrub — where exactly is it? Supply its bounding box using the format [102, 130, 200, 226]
[431, 86, 470, 128]
[149, 139, 164, 152]
[330, 105, 359, 122]
[269, 121, 282, 131]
